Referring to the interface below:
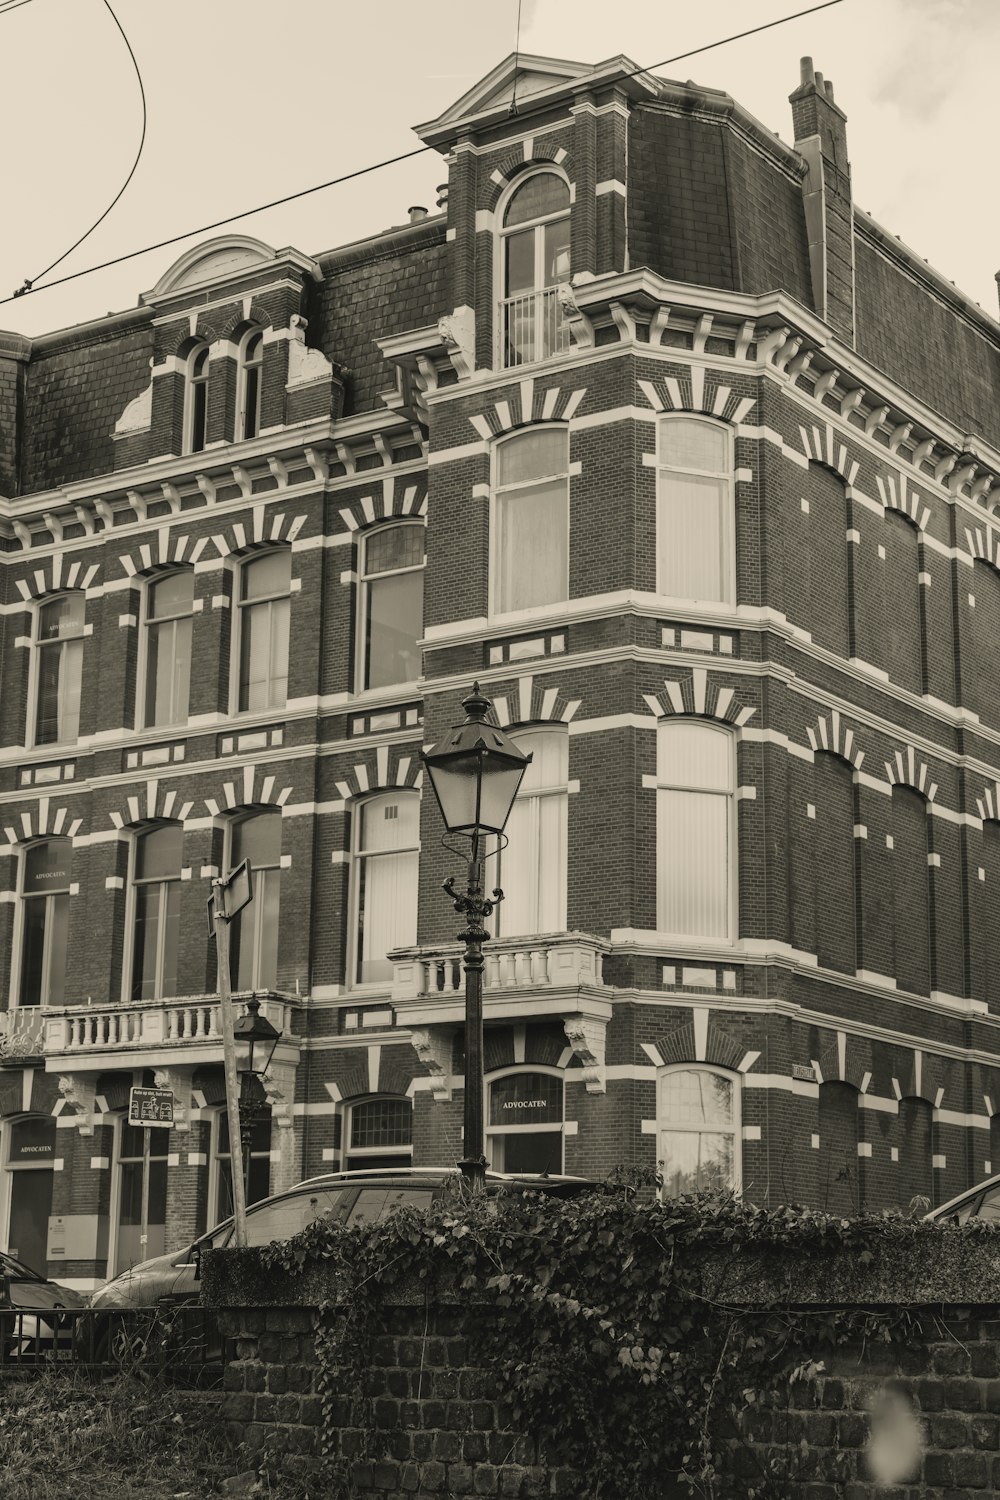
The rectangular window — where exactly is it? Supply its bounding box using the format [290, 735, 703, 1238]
[656, 722, 734, 939]
[34, 595, 85, 746]
[658, 1068, 739, 1197]
[230, 812, 282, 991]
[238, 551, 291, 712]
[657, 417, 733, 604]
[18, 839, 71, 1006]
[144, 571, 194, 727]
[130, 825, 183, 1002]
[499, 730, 568, 937]
[493, 430, 569, 615]
[354, 795, 419, 986]
[360, 524, 424, 690]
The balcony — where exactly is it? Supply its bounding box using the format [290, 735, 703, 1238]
[38, 993, 298, 1068]
[391, 932, 611, 1025]
[0, 1006, 45, 1061]
[499, 287, 572, 368]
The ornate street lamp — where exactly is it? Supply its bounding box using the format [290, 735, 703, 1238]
[421, 684, 532, 1193]
[233, 996, 282, 1201]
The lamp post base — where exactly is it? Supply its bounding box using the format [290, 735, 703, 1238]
[458, 1154, 487, 1194]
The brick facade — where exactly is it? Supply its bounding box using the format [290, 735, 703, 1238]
[2, 51, 1000, 1284]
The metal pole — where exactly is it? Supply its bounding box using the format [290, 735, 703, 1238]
[139, 1124, 151, 1257]
[212, 890, 249, 1248]
[458, 851, 488, 1195]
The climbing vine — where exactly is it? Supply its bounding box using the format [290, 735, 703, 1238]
[257, 1184, 961, 1499]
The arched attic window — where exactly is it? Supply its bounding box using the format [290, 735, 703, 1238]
[184, 343, 210, 455]
[499, 170, 571, 368]
[237, 329, 264, 442]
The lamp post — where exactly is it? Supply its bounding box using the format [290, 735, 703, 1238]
[421, 685, 531, 1193]
[233, 996, 282, 1206]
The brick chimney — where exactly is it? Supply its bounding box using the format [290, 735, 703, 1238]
[789, 57, 855, 345]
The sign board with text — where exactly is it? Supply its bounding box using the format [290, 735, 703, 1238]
[128, 1086, 175, 1128]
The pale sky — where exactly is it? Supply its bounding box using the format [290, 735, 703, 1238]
[1, 0, 997, 340]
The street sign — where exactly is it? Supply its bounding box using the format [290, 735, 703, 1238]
[128, 1086, 175, 1128]
[207, 858, 254, 933]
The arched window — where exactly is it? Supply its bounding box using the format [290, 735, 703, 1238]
[184, 343, 210, 454]
[142, 569, 194, 728]
[497, 728, 568, 937]
[237, 330, 264, 441]
[228, 810, 282, 991]
[883, 512, 922, 695]
[656, 417, 735, 604]
[492, 428, 569, 615]
[891, 786, 931, 996]
[213, 1105, 271, 1222]
[3, 1115, 56, 1272]
[499, 170, 571, 367]
[128, 823, 183, 1002]
[343, 1097, 413, 1172]
[351, 792, 419, 987]
[898, 1095, 932, 1211]
[357, 522, 424, 691]
[657, 1066, 741, 1197]
[237, 549, 291, 712]
[814, 753, 856, 975]
[487, 1070, 564, 1173]
[818, 1080, 860, 1214]
[33, 592, 85, 746]
[16, 838, 72, 1007]
[656, 720, 736, 940]
[806, 463, 850, 658]
[114, 1115, 168, 1271]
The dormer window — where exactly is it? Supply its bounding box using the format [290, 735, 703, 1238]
[185, 344, 210, 454]
[499, 170, 571, 368]
[237, 330, 264, 441]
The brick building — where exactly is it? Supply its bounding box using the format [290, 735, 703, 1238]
[2, 51, 1000, 1286]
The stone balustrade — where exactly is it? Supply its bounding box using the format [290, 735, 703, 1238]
[41, 993, 294, 1056]
[391, 932, 608, 1001]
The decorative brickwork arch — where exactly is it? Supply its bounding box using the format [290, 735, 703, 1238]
[889, 1047, 946, 1109]
[337, 477, 427, 534]
[214, 304, 275, 341]
[814, 1029, 873, 1092]
[805, 711, 865, 769]
[645, 1012, 746, 1072]
[203, 766, 294, 819]
[117, 526, 210, 578]
[488, 675, 581, 730]
[977, 782, 1000, 823]
[965, 524, 1000, 574]
[2, 799, 83, 846]
[12, 556, 100, 603]
[467, 386, 586, 440]
[108, 780, 194, 830]
[638, 375, 755, 427]
[797, 421, 860, 486]
[484, 148, 573, 213]
[884, 745, 937, 801]
[875, 472, 931, 533]
[333, 747, 423, 801]
[209, 504, 307, 559]
[642, 668, 757, 726]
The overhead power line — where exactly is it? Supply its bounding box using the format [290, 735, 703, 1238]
[12, 0, 146, 297]
[2, 0, 844, 312]
[0, 0, 37, 16]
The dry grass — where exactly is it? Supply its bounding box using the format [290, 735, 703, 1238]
[0, 1368, 238, 1500]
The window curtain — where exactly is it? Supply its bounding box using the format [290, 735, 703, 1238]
[500, 731, 568, 936]
[656, 722, 733, 938]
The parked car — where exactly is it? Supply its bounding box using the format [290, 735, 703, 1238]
[87, 1167, 598, 1326]
[1, 1249, 87, 1361]
[925, 1172, 1000, 1224]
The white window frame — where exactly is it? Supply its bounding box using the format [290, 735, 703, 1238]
[236, 328, 264, 442]
[224, 809, 282, 992]
[496, 726, 568, 938]
[655, 414, 736, 606]
[209, 1105, 272, 1225]
[489, 426, 570, 620]
[354, 519, 426, 695]
[348, 790, 420, 993]
[10, 837, 72, 1010]
[494, 166, 572, 370]
[1, 1113, 57, 1263]
[232, 547, 292, 716]
[485, 1065, 565, 1173]
[29, 591, 86, 750]
[656, 1063, 742, 1197]
[183, 342, 211, 456]
[110, 1109, 170, 1277]
[122, 822, 183, 1004]
[137, 568, 195, 730]
[342, 1095, 414, 1170]
[655, 719, 737, 944]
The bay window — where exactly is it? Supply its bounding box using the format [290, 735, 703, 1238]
[129, 823, 183, 1001]
[143, 569, 193, 727]
[492, 428, 569, 615]
[657, 416, 734, 604]
[357, 522, 424, 691]
[237, 549, 291, 712]
[351, 792, 419, 986]
[17, 838, 71, 1006]
[656, 720, 735, 939]
[34, 593, 85, 746]
[658, 1066, 741, 1197]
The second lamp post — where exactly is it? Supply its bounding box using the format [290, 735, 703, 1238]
[421, 684, 531, 1193]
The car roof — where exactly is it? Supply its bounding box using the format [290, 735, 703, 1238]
[926, 1171, 1000, 1220]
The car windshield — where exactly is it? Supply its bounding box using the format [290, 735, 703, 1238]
[1, 1253, 45, 1282]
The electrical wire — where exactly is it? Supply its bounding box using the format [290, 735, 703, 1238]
[12, 0, 146, 297]
[2, 0, 845, 310]
[509, 0, 523, 116]
[0, 0, 37, 16]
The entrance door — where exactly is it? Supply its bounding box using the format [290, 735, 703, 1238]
[5, 1116, 57, 1273]
[115, 1120, 168, 1271]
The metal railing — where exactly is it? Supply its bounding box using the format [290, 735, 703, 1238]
[0, 1305, 228, 1383]
[0, 1007, 44, 1060]
[499, 287, 572, 367]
